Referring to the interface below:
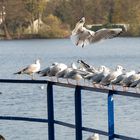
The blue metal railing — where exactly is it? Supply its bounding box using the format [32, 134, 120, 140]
[0, 79, 140, 140]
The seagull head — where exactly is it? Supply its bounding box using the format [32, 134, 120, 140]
[76, 17, 85, 28]
[93, 133, 99, 140]
[73, 17, 85, 32]
[116, 65, 125, 72]
[87, 133, 99, 140]
[98, 65, 106, 72]
[79, 17, 85, 24]
[35, 59, 40, 64]
[77, 60, 82, 63]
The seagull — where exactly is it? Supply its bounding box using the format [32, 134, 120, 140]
[111, 70, 136, 85]
[100, 65, 124, 89]
[87, 133, 99, 140]
[83, 65, 109, 85]
[62, 64, 86, 85]
[64, 69, 83, 85]
[14, 59, 40, 80]
[130, 79, 140, 88]
[121, 72, 140, 91]
[71, 17, 127, 48]
[56, 62, 77, 82]
[77, 60, 97, 73]
[38, 62, 58, 76]
[39, 62, 68, 81]
[91, 65, 110, 87]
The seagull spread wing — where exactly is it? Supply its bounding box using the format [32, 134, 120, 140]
[91, 28, 123, 43]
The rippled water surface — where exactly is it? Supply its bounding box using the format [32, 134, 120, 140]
[0, 38, 140, 140]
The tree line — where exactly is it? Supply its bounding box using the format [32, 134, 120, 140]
[0, 0, 140, 39]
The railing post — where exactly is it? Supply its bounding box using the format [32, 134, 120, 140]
[108, 90, 115, 140]
[47, 82, 55, 140]
[75, 86, 82, 140]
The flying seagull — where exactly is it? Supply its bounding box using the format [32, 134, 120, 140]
[14, 59, 41, 80]
[71, 17, 127, 48]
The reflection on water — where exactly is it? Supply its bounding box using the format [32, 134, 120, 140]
[0, 38, 140, 139]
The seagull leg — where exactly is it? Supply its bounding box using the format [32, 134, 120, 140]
[122, 86, 125, 91]
[135, 88, 138, 93]
[51, 77, 53, 81]
[123, 86, 128, 91]
[76, 80, 79, 85]
[96, 84, 100, 88]
[112, 85, 115, 90]
[31, 74, 35, 80]
[67, 78, 70, 84]
[56, 77, 59, 82]
[92, 83, 96, 87]
[83, 79, 87, 86]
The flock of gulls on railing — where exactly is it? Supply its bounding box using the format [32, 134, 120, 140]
[13, 17, 134, 139]
[14, 58, 140, 92]
[14, 17, 140, 95]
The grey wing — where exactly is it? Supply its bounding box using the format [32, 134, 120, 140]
[130, 79, 140, 87]
[92, 73, 103, 83]
[111, 74, 125, 84]
[90, 28, 123, 43]
[39, 67, 51, 76]
[101, 73, 116, 85]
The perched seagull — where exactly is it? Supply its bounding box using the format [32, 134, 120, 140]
[77, 60, 97, 73]
[100, 65, 124, 89]
[121, 72, 140, 91]
[39, 62, 68, 81]
[56, 62, 77, 82]
[38, 62, 58, 76]
[111, 70, 136, 85]
[71, 17, 127, 48]
[87, 133, 99, 140]
[91, 65, 110, 87]
[83, 65, 109, 84]
[64, 69, 83, 85]
[14, 59, 40, 80]
[62, 63, 86, 84]
[130, 78, 140, 88]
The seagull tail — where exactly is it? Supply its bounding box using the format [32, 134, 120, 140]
[40, 73, 47, 77]
[37, 70, 41, 74]
[79, 60, 91, 69]
[14, 71, 22, 75]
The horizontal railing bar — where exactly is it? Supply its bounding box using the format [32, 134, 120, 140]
[0, 79, 140, 98]
[0, 116, 48, 123]
[114, 134, 140, 140]
[54, 120, 109, 136]
[0, 116, 139, 139]
[0, 79, 48, 84]
[54, 120, 75, 129]
[82, 126, 108, 136]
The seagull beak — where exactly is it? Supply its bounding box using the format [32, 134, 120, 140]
[123, 68, 126, 72]
[82, 44, 84, 48]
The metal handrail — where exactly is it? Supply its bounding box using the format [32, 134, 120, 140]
[0, 79, 139, 140]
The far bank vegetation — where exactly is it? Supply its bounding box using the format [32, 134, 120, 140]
[0, 0, 140, 39]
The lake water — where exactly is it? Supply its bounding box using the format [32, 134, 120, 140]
[0, 38, 140, 140]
